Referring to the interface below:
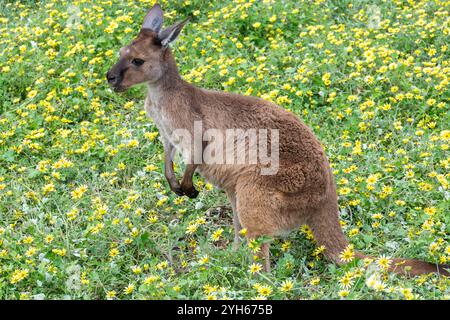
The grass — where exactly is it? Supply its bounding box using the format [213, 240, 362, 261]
[0, 0, 449, 299]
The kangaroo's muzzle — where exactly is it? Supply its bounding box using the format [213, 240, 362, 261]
[106, 70, 125, 92]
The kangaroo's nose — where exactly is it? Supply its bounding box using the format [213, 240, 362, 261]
[106, 71, 117, 84]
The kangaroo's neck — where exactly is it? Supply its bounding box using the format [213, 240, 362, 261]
[148, 48, 187, 96]
[146, 49, 202, 123]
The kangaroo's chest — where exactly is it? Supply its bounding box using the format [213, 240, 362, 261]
[145, 96, 169, 134]
[144, 95, 189, 153]
[145, 95, 174, 137]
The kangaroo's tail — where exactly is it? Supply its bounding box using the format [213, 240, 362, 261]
[308, 199, 450, 277]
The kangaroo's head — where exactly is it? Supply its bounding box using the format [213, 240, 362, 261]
[106, 4, 188, 92]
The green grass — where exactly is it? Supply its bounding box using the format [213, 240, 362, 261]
[0, 0, 449, 299]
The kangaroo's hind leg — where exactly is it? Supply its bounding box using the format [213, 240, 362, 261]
[235, 180, 285, 272]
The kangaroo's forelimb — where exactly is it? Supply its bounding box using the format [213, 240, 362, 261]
[163, 140, 199, 198]
[163, 141, 184, 196]
[180, 164, 199, 198]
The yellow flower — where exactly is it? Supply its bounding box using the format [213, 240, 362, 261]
[157, 197, 168, 207]
[205, 183, 213, 191]
[199, 255, 209, 265]
[280, 280, 293, 292]
[123, 101, 134, 109]
[249, 263, 262, 274]
[81, 272, 90, 285]
[186, 224, 198, 234]
[19, 293, 30, 300]
[42, 183, 55, 194]
[281, 241, 291, 252]
[89, 223, 104, 235]
[258, 285, 272, 296]
[400, 288, 414, 300]
[10, 269, 29, 284]
[124, 284, 135, 294]
[25, 247, 36, 257]
[377, 256, 392, 270]
[131, 266, 142, 274]
[338, 290, 349, 298]
[27, 90, 38, 99]
[126, 139, 139, 148]
[45, 235, 54, 243]
[338, 187, 351, 195]
[71, 185, 87, 200]
[366, 174, 379, 184]
[322, 72, 331, 86]
[144, 275, 159, 285]
[144, 131, 159, 141]
[339, 244, 355, 263]
[339, 273, 354, 289]
[312, 245, 326, 259]
[145, 164, 157, 172]
[66, 208, 79, 221]
[211, 228, 223, 241]
[52, 248, 66, 257]
[157, 261, 168, 270]
[109, 248, 119, 258]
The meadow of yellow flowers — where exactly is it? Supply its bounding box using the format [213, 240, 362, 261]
[0, 0, 449, 299]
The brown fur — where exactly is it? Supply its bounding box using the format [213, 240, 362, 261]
[107, 4, 449, 277]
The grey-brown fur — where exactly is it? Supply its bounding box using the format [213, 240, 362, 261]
[107, 4, 449, 276]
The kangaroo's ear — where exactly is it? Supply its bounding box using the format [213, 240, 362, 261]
[158, 18, 189, 47]
[142, 4, 163, 32]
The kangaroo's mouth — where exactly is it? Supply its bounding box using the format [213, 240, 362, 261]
[110, 83, 128, 92]
[106, 70, 127, 92]
[112, 85, 127, 92]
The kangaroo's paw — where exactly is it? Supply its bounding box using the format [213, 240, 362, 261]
[171, 186, 185, 197]
[183, 187, 199, 199]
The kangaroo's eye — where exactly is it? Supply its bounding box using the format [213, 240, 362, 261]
[131, 58, 145, 66]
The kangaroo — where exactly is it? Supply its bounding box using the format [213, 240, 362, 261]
[106, 4, 449, 276]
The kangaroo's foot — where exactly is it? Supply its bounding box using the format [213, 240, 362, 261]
[182, 186, 199, 199]
[170, 184, 185, 197]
